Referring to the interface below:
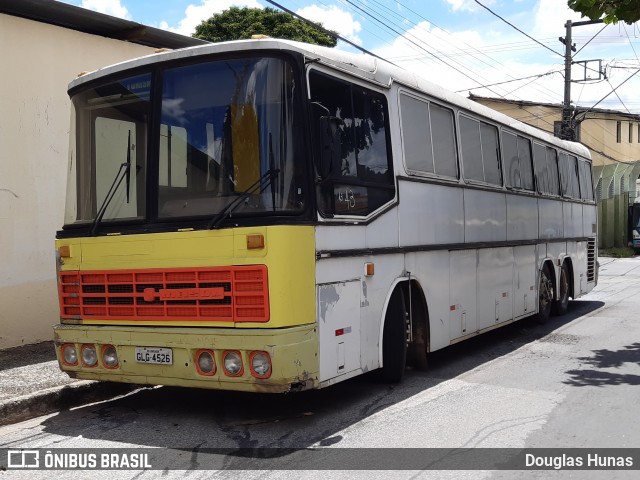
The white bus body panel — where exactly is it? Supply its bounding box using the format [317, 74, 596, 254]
[463, 189, 507, 243]
[539, 198, 564, 239]
[506, 195, 538, 240]
[398, 182, 464, 246]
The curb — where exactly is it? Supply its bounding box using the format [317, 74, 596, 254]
[0, 381, 140, 427]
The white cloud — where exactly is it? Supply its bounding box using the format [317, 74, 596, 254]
[443, 0, 494, 13]
[296, 5, 362, 44]
[160, 0, 262, 37]
[81, 0, 130, 20]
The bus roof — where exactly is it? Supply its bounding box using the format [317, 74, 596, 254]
[69, 38, 591, 159]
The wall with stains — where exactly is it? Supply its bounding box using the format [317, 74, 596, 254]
[0, 14, 155, 348]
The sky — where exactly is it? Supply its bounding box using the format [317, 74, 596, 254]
[58, 0, 640, 117]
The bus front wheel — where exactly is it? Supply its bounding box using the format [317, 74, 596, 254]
[380, 288, 407, 383]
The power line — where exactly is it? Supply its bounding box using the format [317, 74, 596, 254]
[455, 70, 561, 93]
[575, 68, 640, 122]
[575, 24, 608, 56]
[473, 0, 564, 58]
[263, 0, 392, 64]
[337, 0, 508, 98]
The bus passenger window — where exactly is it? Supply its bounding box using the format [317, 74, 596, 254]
[518, 137, 534, 190]
[503, 131, 533, 191]
[460, 115, 501, 185]
[559, 153, 581, 198]
[481, 123, 500, 185]
[400, 94, 435, 174]
[399, 94, 457, 179]
[430, 104, 457, 178]
[568, 155, 581, 198]
[546, 147, 560, 195]
[460, 116, 484, 182]
[533, 143, 548, 193]
[578, 160, 594, 201]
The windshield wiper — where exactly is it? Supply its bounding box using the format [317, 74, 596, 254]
[125, 130, 132, 203]
[207, 168, 280, 229]
[89, 161, 131, 236]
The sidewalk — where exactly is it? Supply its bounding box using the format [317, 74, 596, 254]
[0, 342, 137, 426]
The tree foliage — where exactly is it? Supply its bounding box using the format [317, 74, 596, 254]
[193, 7, 337, 47]
[568, 0, 640, 24]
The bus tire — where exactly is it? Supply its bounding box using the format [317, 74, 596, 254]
[535, 264, 553, 324]
[380, 287, 407, 383]
[551, 262, 570, 316]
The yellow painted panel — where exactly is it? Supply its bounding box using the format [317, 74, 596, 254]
[53, 323, 319, 393]
[55, 226, 316, 329]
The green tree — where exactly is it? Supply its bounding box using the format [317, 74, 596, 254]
[194, 7, 337, 47]
[568, 0, 640, 24]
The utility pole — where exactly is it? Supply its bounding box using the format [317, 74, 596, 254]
[560, 20, 576, 141]
[558, 19, 605, 141]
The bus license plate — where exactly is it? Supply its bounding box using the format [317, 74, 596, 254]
[135, 347, 173, 365]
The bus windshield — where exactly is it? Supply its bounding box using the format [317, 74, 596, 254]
[64, 56, 305, 228]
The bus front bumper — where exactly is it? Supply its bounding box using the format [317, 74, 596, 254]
[53, 323, 319, 393]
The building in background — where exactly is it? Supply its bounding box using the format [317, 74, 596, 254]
[470, 94, 640, 250]
[0, 0, 206, 348]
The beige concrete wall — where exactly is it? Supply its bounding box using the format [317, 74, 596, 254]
[0, 14, 156, 348]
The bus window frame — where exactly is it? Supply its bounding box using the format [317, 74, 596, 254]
[306, 66, 398, 222]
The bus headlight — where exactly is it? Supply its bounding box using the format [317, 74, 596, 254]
[250, 351, 272, 378]
[196, 349, 216, 376]
[81, 345, 98, 367]
[101, 345, 119, 368]
[62, 344, 78, 366]
[222, 350, 244, 377]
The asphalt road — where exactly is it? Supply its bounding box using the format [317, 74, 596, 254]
[1, 257, 639, 479]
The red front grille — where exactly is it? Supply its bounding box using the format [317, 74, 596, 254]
[58, 266, 269, 323]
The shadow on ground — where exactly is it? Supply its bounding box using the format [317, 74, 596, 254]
[564, 342, 640, 387]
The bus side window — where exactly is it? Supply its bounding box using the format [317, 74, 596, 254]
[460, 115, 484, 182]
[578, 159, 594, 201]
[568, 155, 581, 199]
[481, 123, 501, 185]
[559, 153, 573, 198]
[460, 115, 501, 186]
[430, 103, 458, 178]
[310, 71, 395, 217]
[399, 94, 457, 179]
[400, 93, 434, 175]
[503, 131, 520, 188]
[504, 131, 533, 191]
[533, 143, 548, 193]
[546, 147, 560, 195]
[517, 136, 534, 191]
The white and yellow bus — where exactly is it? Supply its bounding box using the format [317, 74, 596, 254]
[54, 39, 597, 393]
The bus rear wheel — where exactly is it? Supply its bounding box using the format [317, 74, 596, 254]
[535, 264, 553, 324]
[551, 262, 570, 316]
[379, 288, 407, 383]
